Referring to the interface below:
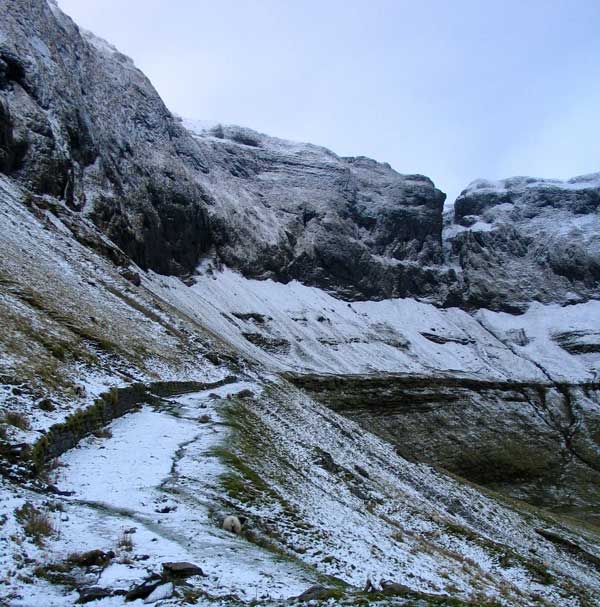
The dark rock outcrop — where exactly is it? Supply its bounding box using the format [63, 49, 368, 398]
[0, 0, 212, 275]
[447, 175, 600, 310]
[191, 123, 452, 301]
[294, 585, 343, 602]
[161, 561, 205, 578]
[76, 587, 115, 604]
[125, 575, 163, 601]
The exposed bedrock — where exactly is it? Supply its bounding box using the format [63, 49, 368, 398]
[3, 2, 600, 312]
[447, 175, 600, 311]
[287, 373, 600, 524]
[0, 0, 213, 275]
[191, 125, 453, 301]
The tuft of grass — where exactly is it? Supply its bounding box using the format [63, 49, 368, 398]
[117, 531, 134, 552]
[210, 445, 272, 504]
[48, 342, 68, 361]
[66, 549, 114, 568]
[38, 398, 56, 412]
[33, 563, 77, 588]
[15, 502, 55, 546]
[2, 411, 31, 431]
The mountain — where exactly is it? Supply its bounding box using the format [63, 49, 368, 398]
[1, 1, 600, 606]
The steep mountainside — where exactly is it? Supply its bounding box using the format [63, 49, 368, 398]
[0, 0, 212, 274]
[183, 121, 452, 302]
[1, 1, 600, 606]
[2, 1, 599, 311]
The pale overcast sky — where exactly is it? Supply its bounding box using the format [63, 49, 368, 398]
[57, 0, 600, 203]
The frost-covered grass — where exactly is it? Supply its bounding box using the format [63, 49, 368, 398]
[8, 374, 599, 605]
[201, 379, 600, 606]
[0, 176, 231, 447]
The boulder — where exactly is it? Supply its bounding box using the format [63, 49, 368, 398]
[76, 587, 113, 604]
[380, 580, 412, 595]
[161, 561, 205, 578]
[125, 576, 163, 601]
[120, 268, 142, 287]
[144, 582, 174, 604]
[294, 585, 343, 602]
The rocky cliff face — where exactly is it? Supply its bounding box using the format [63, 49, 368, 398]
[0, 0, 453, 302]
[2, 1, 599, 313]
[186, 122, 452, 301]
[447, 175, 600, 312]
[0, 0, 212, 275]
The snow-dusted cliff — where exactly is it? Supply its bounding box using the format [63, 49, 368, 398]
[2, 1, 599, 311]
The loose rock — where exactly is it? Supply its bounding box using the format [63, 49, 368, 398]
[161, 561, 205, 578]
[76, 587, 113, 604]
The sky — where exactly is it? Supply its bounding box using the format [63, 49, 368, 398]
[57, 0, 600, 204]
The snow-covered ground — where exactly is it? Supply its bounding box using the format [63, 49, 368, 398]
[148, 266, 600, 383]
[4, 376, 600, 606]
[1, 382, 318, 606]
[477, 301, 600, 382]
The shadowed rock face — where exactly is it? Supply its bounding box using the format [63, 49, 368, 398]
[289, 373, 600, 524]
[0, 0, 212, 275]
[0, 100, 18, 173]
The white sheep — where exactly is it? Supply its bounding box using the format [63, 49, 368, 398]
[222, 515, 245, 534]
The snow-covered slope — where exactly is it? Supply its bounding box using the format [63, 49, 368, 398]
[145, 267, 600, 521]
[148, 266, 600, 383]
[3, 340, 600, 606]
